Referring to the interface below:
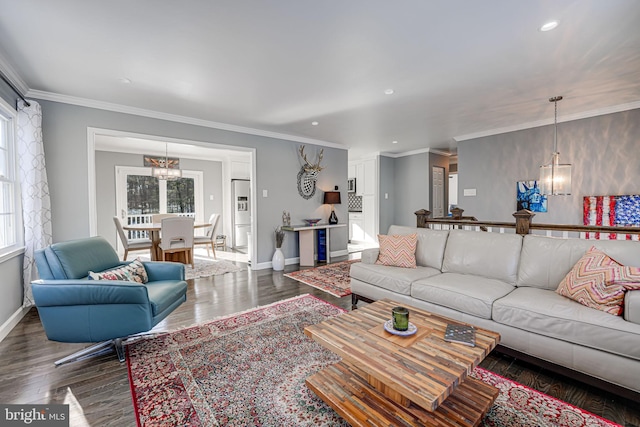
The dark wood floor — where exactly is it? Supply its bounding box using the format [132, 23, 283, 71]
[1, 259, 638, 426]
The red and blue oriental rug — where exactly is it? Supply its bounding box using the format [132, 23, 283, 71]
[126, 295, 620, 427]
[284, 260, 359, 297]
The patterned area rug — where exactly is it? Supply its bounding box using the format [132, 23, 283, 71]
[284, 260, 359, 297]
[126, 295, 620, 427]
[185, 257, 244, 280]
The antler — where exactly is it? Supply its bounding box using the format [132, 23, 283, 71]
[299, 145, 325, 171]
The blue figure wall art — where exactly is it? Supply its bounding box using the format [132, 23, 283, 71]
[516, 180, 547, 213]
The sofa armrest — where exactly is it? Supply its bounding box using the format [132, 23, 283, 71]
[31, 280, 150, 307]
[143, 261, 185, 281]
[361, 248, 380, 264]
[624, 290, 640, 324]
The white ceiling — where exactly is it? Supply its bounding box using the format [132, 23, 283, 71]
[1, 0, 639, 158]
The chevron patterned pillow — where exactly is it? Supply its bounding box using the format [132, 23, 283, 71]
[375, 233, 417, 268]
[556, 246, 640, 315]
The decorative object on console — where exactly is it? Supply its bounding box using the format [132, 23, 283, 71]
[282, 210, 291, 227]
[539, 95, 571, 195]
[272, 226, 285, 271]
[516, 180, 547, 212]
[375, 233, 418, 268]
[296, 145, 324, 199]
[583, 195, 640, 239]
[303, 218, 322, 226]
[146, 143, 182, 181]
[556, 246, 640, 315]
[323, 190, 341, 224]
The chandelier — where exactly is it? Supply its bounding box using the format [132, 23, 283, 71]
[152, 143, 182, 181]
[539, 96, 571, 195]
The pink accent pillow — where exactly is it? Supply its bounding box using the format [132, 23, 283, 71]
[375, 233, 417, 268]
[556, 246, 640, 315]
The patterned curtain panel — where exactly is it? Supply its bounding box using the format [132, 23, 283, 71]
[17, 100, 52, 306]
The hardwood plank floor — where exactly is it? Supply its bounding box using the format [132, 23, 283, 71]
[1, 259, 638, 426]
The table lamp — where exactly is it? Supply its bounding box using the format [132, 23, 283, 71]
[323, 191, 341, 224]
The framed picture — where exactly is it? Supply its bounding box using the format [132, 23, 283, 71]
[516, 180, 547, 213]
[143, 155, 180, 169]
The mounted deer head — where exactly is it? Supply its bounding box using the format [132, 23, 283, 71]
[297, 145, 325, 199]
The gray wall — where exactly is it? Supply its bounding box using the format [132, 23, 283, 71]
[95, 151, 223, 250]
[392, 152, 430, 227]
[0, 80, 23, 331]
[38, 99, 347, 264]
[378, 155, 395, 234]
[457, 108, 640, 224]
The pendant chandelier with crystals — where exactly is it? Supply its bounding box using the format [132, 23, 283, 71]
[539, 95, 571, 195]
[152, 143, 182, 181]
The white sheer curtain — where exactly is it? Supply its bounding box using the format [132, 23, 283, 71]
[17, 100, 52, 307]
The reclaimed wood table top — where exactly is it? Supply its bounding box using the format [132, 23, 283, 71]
[304, 298, 500, 412]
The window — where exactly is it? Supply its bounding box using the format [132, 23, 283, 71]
[116, 166, 203, 240]
[0, 98, 19, 255]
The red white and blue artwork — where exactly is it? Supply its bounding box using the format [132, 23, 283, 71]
[516, 180, 547, 213]
[583, 195, 640, 240]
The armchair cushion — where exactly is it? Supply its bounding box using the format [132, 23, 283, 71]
[89, 258, 148, 283]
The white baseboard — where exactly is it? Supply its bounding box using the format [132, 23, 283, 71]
[0, 305, 30, 343]
[253, 256, 300, 270]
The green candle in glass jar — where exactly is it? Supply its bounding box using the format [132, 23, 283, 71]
[392, 306, 409, 331]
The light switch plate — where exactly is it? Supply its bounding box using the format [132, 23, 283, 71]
[463, 188, 477, 197]
[262, 189, 268, 197]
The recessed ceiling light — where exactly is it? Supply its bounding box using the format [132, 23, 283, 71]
[311, 121, 319, 126]
[119, 77, 132, 84]
[539, 21, 559, 32]
[392, 140, 398, 144]
[384, 89, 394, 95]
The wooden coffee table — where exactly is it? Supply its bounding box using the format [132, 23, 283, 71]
[304, 299, 501, 426]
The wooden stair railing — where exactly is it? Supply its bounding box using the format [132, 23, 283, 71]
[415, 208, 640, 239]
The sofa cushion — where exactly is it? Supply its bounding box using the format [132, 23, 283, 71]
[517, 234, 640, 290]
[412, 273, 515, 319]
[441, 230, 522, 285]
[387, 225, 449, 269]
[89, 258, 149, 284]
[626, 291, 640, 324]
[350, 262, 440, 296]
[493, 287, 640, 360]
[376, 233, 417, 268]
[556, 247, 640, 315]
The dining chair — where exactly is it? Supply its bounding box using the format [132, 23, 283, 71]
[113, 216, 153, 261]
[194, 213, 220, 259]
[152, 213, 178, 223]
[159, 216, 195, 268]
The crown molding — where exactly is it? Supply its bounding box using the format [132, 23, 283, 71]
[0, 51, 29, 95]
[380, 147, 452, 158]
[454, 100, 640, 142]
[26, 89, 348, 150]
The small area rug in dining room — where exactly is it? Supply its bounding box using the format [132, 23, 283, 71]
[126, 294, 619, 427]
[284, 259, 359, 297]
[129, 255, 243, 280]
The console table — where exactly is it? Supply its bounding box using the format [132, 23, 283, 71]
[281, 223, 346, 266]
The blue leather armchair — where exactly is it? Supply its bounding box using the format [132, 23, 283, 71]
[32, 236, 188, 365]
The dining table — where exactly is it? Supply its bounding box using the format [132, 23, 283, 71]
[123, 221, 210, 262]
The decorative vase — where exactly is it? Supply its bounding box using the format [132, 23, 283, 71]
[272, 247, 285, 271]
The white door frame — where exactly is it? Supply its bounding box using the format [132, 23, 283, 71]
[87, 127, 257, 269]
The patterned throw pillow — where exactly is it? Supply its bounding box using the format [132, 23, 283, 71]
[89, 258, 149, 284]
[556, 246, 640, 315]
[375, 233, 418, 268]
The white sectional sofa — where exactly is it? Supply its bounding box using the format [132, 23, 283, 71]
[350, 225, 640, 397]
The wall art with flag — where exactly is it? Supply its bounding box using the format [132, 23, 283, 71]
[583, 194, 640, 240]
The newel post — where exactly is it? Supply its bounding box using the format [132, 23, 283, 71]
[513, 209, 535, 235]
[450, 207, 464, 219]
[415, 209, 431, 228]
